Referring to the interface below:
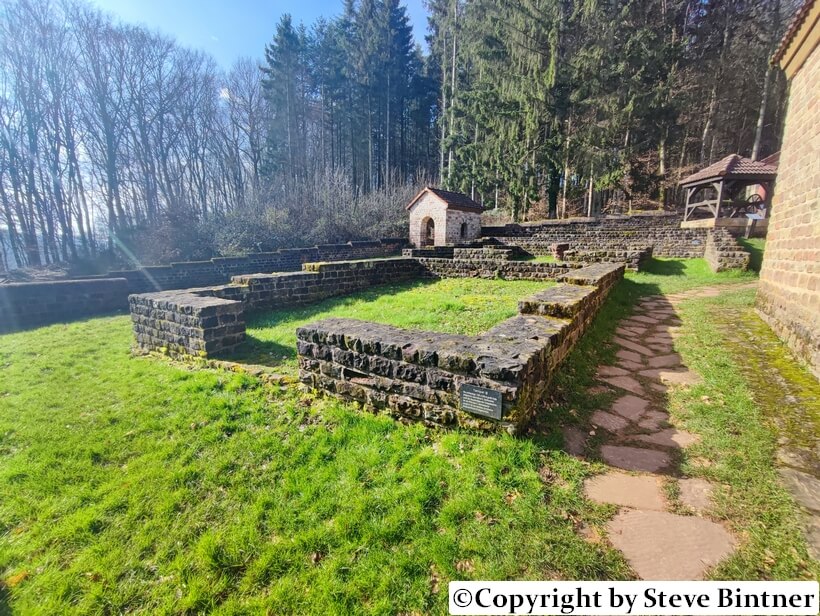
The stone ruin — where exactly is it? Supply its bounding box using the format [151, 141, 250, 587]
[123, 200, 755, 433]
[297, 263, 624, 433]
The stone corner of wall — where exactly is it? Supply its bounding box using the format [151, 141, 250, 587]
[297, 261, 625, 433]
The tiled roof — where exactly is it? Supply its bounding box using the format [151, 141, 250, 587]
[772, 0, 815, 64]
[760, 151, 780, 166]
[679, 154, 778, 186]
[406, 187, 484, 211]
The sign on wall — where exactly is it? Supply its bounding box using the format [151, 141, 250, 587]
[460, 384, 503, 420]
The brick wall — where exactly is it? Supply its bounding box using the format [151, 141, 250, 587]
[0, 278, 129, 333]
[757, 40, 820, 376]
[297, 263, 625, 433]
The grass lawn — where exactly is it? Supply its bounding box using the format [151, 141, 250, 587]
[233, 277, 550, 371]
[0, 256, 816, 614]
[737, 237, 766, 272]
[512, 254, 557, 263]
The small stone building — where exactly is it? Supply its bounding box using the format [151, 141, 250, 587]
[757, 0, 819, 377]
[406, 187, 483, 248]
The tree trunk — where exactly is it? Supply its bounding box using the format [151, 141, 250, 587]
[446, 0, 458, 184]
[658, 130, 667, 207]
[752, 0, 780, 161]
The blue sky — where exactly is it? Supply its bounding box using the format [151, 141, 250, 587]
[92, 0, 430, 69]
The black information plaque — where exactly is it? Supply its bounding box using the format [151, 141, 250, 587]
[459, 384, 503, 420]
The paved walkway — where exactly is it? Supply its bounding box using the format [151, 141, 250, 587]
[568, 284, 758, 580]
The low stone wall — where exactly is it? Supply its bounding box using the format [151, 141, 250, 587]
[1, 239, 406, 334]
[482, 215, 708, 259]
[130, 258, 425, 358]
[415, 257, 576, 280]
[110, 238, 407, 294]
[451, 246, 514, 261]
[562, 246, 653, 271]
[0, 278, 129, 333]
[296, 262, 624, 433]
[704, 230, 750, 272]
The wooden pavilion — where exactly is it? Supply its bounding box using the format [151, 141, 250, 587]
[679, 154, 778, 224]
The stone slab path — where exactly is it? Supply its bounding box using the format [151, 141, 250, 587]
[576, 285, 757, 580]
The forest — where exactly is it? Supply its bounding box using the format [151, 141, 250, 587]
[0, 0, 795, 270]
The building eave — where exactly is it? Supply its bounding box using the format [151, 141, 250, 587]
[773, 0, 820, 78]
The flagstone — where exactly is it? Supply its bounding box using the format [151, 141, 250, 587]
[678, 478, 714, 513]
[601, 445, 670, 473]
[607, 510, 735, 580]
[658, 369, 703, 386]
[621, 322, 649, 333]
[631, 315, 661, 324]
[591, 410, 629, 433]
[600, 376, 645, 396]
[633, 428, 700, 449]
[616, 326, 640, 338]
[616, 349, 643, 364]
[562, 426, 588, 457]
[647, 353, 682, 368]
[597, 365, 630, 377]
[638, 410, 670, 430]
[610, 394, 650, 421]
[613, 336, 655, 356]
[778, 468, 820, 512]
[638, 368, 703, 386]
[618, 360, 645, 372]
[585, 472, 666, 510]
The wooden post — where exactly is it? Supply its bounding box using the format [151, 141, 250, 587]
[714, 180, 724, 220]
[684, 186, 695, 221]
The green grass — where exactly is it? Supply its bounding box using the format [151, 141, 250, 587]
[737, 237, 766, 272]
[0, 257, 815, 614]
[234, 277, 550, 370]
[0, 314, 625, 615]
[512, 254, 557, 263]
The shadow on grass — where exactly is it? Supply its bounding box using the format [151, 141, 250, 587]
[641, 258, 686, 276]
[0, 583, 10, 616]
[215, 278, 440, 369]
[737, 237, 765, 272]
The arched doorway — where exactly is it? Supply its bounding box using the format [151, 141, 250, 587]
[421, 217, 435, 246]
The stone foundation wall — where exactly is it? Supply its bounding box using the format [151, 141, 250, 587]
[482, 215, 709, 258]
[110, 238, 407, 294]
[704, 230, 750, 272]
[130, 258, 425, 357]
[562, 246, 653, 271]
[415, 257, 576, 280]
[296, 263, 625, 433]
[0, 278, 129, 333]
[129, 291, 246, 357]
[0, 239, 405, 334]
[451, 246, 514, 261]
